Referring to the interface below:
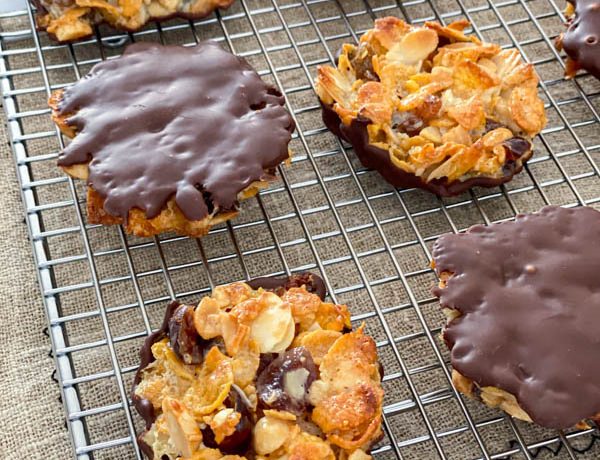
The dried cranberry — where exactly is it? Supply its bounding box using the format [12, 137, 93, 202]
[392, 111, 424, 137]
[350, 42, 379, 82]
[256, 353, 277, 378]
[168, 304, 223, 364]
[414, 94, 441, 121]
[484, 118, 504, 133]
[503, 137, 531, 161]
[256, 347, 317, 415]
[201, 385, 253, 454]
[168, 304, 203, 364]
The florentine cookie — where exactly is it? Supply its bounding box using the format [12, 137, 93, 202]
[316, 17, 546, 196]
[33, 0, 234, 42]
[556, 0, 600, 79]
[50, 41, 294, 238]
[432, 206, 600, 429]
[132, 273, 384, 459]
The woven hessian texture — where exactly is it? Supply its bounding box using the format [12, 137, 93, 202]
[1, 1, 599, 459]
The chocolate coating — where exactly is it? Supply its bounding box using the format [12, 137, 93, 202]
[57, 41, 294, 222]
[131, 272, 326, 459]
[321, 103, 533, 197]
[432, 206, 600, 429]
[246, 271, 326, 300]
[562, 0, 600, 79]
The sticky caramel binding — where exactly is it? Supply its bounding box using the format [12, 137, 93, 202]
[132, 273, 384, 459]
[316, 17, 546, 196]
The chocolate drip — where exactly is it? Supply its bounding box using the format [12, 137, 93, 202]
[432, 206, 600, 429]
[57, 42, 294, 222]
[563, 0, 600, 79]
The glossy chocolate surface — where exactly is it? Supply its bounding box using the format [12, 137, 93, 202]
[321, 103, 532, 197]
[57, 41, 294, 221]
[563, 0, 600, 79]
[432, 206, 600, 428]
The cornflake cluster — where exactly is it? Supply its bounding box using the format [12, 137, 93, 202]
[316, 17, 546, 187]
[133, 280, 383, 459]
[33, 0, 234, 42]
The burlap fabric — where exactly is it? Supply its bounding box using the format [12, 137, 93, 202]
[0, 1, 599, 459]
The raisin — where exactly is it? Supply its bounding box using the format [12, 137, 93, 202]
[256, 352, 277, 378]
[392, 111, 424, 137]
[350, 42, 379, 82]
[168, 304, 221, 364]
[414, 94, 441, 121]
[256, 347, 317, 415]
[503, 137, 531, 161]
[201, 385, 253, 454]
[484, 118, 505, 133]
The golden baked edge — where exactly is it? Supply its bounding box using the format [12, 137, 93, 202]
[34, 0, 235, 43]
[49, 89, 279, 238]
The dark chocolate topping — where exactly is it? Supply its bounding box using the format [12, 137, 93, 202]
[563, 0, 600, 79]
[432, 206, 600, 429]
[57, 41, 294, 221]
[246, 271, 326, 300]
[321, 103, 533, 197]
[131, 272, 326, 459]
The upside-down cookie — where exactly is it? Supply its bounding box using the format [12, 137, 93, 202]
[556, 0, 600, 79]
[32, 0, 234, 42]
[316, 17, 546, 196]
[432, 206, 600, 429]
[132, 273, 384, 459]
[50, 41, 294, 238]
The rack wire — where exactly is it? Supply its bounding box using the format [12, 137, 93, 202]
[1, 0, 599, 459]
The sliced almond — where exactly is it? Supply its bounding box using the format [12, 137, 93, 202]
[253, 414, 292, 455]
[250, 293, 295, 353]
[387, 28, 438, 65]
[162, 397, 201, 458]
[193, 297, 222, 339]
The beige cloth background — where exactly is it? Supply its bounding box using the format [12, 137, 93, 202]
[1, 0, 599, 459]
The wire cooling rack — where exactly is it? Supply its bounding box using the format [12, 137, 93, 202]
[1, 0, 599, 459]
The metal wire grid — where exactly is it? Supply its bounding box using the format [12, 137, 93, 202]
[0, 0, 599, 459]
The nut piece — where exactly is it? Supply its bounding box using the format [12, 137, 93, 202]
[162, 397, 202, 458]
[387, 28, 439, 65]
[253, 414, 293, 455]
[209, 408, 242, 444]
[250, 292, 295, 353]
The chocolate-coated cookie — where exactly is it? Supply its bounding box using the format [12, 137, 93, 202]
[432, 206, 600, 429]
